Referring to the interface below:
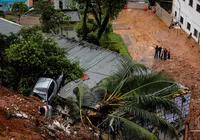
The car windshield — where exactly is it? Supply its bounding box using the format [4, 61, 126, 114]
[37, 93, 47, 101]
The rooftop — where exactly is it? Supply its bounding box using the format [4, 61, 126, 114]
[0, 18, 21, 35]
[63, 11, 80, 22]
[57, 37, 123, 99]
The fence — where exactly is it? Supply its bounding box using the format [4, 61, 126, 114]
[156, 2, 173, 26]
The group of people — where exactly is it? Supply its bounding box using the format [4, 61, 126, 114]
[154, 45, 170, 60]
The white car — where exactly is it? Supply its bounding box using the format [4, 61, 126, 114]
[32, 74, 64, 104]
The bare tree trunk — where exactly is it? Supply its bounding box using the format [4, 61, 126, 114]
[83, 0, 90, 40]
[91, 6, 101, 27]
[18, 14, 21, 24]
[97, 12, 109, 43]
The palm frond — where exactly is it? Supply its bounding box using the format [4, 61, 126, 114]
[109, 114, 159, 140]
[119, 79, 178, 100]
[121, 71, 179, 96]
[84, 87, 106, 107]
[131, 94, 181, 116]
[121, 105, 179, 139]
[153, 114, 179, 140]
[95, 57, 147, 94]
[104, 57, 180, 99]
[115, 56, 148, 78]
[75, 83, 89, 124]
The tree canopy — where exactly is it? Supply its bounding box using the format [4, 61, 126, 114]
[0, 27, 83, 94]
[11, 2, 28, 23]
[34, 2, 70, 33]
[75, 0, 127, 44]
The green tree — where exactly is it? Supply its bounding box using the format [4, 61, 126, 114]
[11, 2, 28, 24]
[0, 10, 5, 18]
[3, 27, 83, 93]
[0, 33, 18, 70]
[75, 0, 127, 44]
[35, 2, 70, 33]
[74, 57, 181, 139]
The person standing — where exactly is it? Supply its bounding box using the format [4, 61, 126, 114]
[158, 46, 162, 58]
[160, 47, 164, 59]
[164, 48, 167, 60]
[167, 48, 171, 59]
[154, 45, 159, 58]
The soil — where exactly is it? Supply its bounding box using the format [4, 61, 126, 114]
[0, 85, 49, 140]
[113, 9, 200, 139]
[0, 85, 98, 140]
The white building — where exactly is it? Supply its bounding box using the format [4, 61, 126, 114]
[173, 0, 200, 42]
[54, 0, 75, 10]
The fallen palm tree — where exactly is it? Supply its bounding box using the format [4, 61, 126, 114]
[71, 57, 184, 140]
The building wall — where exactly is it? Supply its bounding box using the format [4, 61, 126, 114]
[0, 2, 13, 12]
[173, 0, 200, 42]
[156, 3, 173, 26]
[27, 0, 33, 7]
[54, 0, 71, 9]
[0, 0, 30, 12]
[55, 24, 78, 40]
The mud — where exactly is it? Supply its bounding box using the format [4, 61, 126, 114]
[114, 9, 200, 139]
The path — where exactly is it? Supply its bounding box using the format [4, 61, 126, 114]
[113, 9, 159, 68]
[113, 9, 200, 139]
[7, 15, 40, 26]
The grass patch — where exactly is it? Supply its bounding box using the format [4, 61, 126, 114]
[100, 32, 130, 57]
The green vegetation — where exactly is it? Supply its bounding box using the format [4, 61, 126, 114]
[0, 10, 16, 23]
[34, 2, 70, 33]
[0, 27, 83, 94]
[75, 0, 127, 45]
[65, 57, 181, 139]
[0, 10, 5, 18]
[11, 2, 28, 23]
[74, 0, 129, 55]
[4, 17, 16, 23]
[100, 32, 130, 56]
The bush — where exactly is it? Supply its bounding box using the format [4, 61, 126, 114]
[0, 10, 5, 18]
[4, 17, 16, 23]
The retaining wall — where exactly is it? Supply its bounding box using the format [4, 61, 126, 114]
[156, 3, 173, 26]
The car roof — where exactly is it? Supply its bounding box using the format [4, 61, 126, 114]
[33, 78, 53, 93]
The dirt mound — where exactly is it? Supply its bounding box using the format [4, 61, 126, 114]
[0, 85, 99, 140]
[0, 85, 50, 140]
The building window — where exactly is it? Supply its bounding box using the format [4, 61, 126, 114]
[194, 28, 198, 37]
[59, 1, 63, 9]
[197, 4, 200, 13]
[175, 11, 177, 17]
[189, 0, 193, 7]
[180, 16, 184, 24]
[187, 22, 191, 30]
